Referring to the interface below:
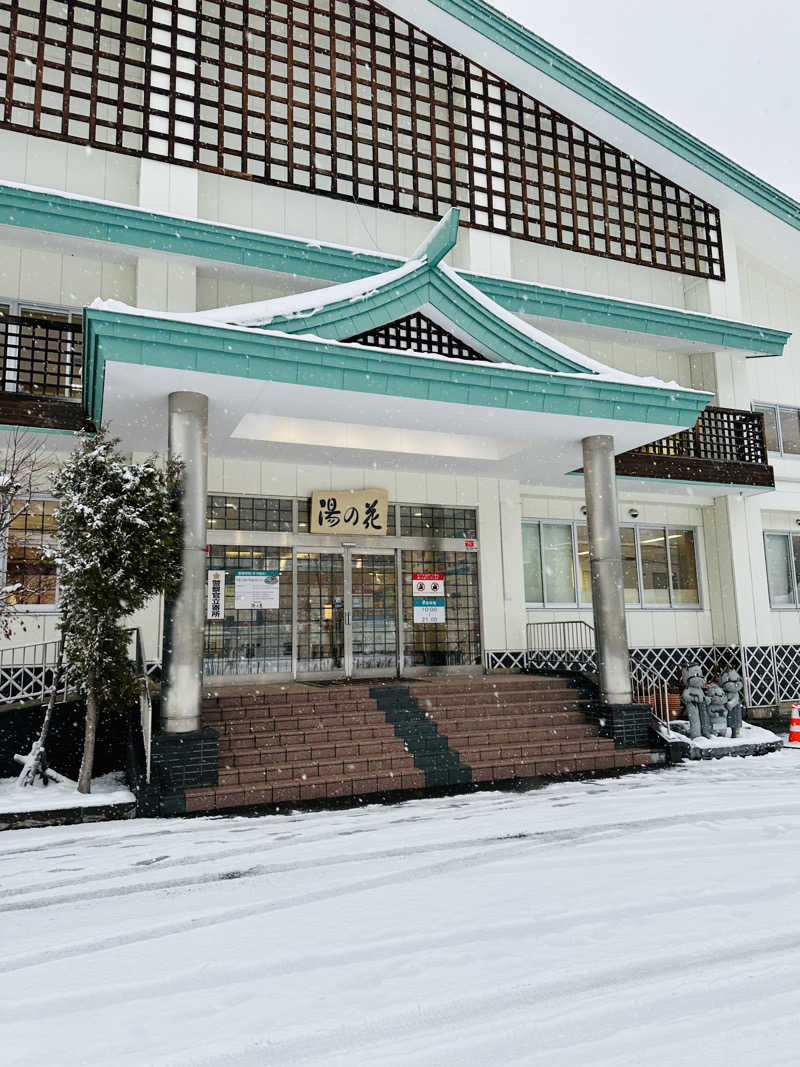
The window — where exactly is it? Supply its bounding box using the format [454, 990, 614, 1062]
[764, 532, 800, 608]
[5, 499, 59, 606]
[753, 403, 800, 455]
[522, 521, 700, 609]
[398, 506, 477, 539]
[207, 495, 294, 532]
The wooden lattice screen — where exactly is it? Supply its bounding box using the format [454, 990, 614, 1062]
[347, 312, 489, 361]
[1, 0, 724, 279]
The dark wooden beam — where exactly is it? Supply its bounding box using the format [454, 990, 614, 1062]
[614, 450, 774, 489]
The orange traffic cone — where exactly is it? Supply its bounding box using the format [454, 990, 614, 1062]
[789, 703, 800, 745]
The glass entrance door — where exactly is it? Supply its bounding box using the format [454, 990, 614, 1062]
[296, 551, 345, 677]
[350, 551, 398, 676]
[296, 548, 399, 678]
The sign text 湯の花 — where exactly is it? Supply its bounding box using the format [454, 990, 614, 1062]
[309, 489, 389, 536]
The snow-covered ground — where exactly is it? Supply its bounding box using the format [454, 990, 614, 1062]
[0, 772, 134, 813]
[2, 752, 800, 1066]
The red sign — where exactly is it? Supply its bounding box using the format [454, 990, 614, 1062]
[464, 539, 477, 551]
[412, 573, 443, 581]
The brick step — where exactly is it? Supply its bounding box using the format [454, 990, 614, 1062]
[420, 699, 588, 719]
[203, 686, 377, 711]
[468, 747, 659, 781]
[432, 723, 600, 746]
[222, 737, 409, 768]
[426, 711, 589, 733]
[218, 751, 417, 788]
[448, 737, 618, 762]
[412, 688, 581, 708]
[217, 723, 400, 754]
[212, 709, 388, 736]
[202, 698, 382, 723]
[408, 676, 567, 691]
[185, 767, 427, 812]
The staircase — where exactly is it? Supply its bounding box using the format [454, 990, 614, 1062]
[186, 685, 425, 812]
[407, 675, 660, 781]
[185, 675, 663, 814]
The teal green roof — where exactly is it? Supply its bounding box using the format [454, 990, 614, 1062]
[1, 182, 787, 358]
[82, 307, 712, 431]
[185, 211, 714, 382]
[234, 251, 600, 376]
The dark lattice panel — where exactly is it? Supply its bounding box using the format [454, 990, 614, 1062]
[347, 313, 489, 362]
[0, 315, 83, 399]
[636, 407, 768, 464]
[1, 1, 724, 279]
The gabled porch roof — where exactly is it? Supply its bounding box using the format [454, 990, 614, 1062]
[84, 213, 712, 484]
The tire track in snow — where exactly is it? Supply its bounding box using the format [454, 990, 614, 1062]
[163, 928, 800, 1067]
[1, 820, 797, 980]
[2, 801, 797, 909]
[2, 872, 799, 1024]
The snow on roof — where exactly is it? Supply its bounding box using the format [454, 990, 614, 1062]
[437, 263, 623, 378]
[190, 258, 425, 328]
[88, 296, 703, 394]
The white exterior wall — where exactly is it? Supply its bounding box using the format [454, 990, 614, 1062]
[4, 129, 800, 663]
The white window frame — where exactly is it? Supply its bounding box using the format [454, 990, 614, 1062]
[763, 530, 800, 610]
[752, 401, 800, 457]
[522, 519, 703, 611]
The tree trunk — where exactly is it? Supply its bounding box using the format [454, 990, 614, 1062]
[77, 672, 98, 794]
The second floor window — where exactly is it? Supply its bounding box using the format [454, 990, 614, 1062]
[752, 403, 800, 455]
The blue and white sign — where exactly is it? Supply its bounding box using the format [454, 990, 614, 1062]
[413, 596, 446, 624]
[411, 573, 446, 623]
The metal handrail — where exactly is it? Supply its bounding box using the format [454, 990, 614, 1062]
[0, 638, 71, 706]
[631, 664, 671, 725]
[526, 620, 672, 722]
[526, 620, 596, 651]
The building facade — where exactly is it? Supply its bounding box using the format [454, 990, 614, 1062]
[1, 0, 800, 715]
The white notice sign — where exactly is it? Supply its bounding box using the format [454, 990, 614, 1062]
[412, 572, 446, 624]
[207, 570, 226, 620]
[234, 570, 280, 610]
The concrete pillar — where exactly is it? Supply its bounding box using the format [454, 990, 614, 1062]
[582, 434, 632, 705]
[163, 391, 208, 733]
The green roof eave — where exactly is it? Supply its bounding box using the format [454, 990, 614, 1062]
[3, 183, 788, 358]
[430, 0, 800, 236]
[82, 308, 712, 432]
[463, 272, 791, 357]
[0, 182, 397, 284]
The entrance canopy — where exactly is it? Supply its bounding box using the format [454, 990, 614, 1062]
[85, 211, 712, 484]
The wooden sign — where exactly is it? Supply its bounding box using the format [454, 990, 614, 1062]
[309, 489, 389, 535]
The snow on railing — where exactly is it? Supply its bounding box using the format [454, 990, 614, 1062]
[0, 638, 69, 706]
[0, 629, 155, 782]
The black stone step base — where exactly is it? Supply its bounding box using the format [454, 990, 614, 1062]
[370, 685, 472, 788]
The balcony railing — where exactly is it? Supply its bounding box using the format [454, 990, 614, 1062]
[0, 314, 86, 430]
[616, 406, 773, 488]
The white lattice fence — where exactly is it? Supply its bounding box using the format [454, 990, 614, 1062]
[493, 641, 800, 709]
